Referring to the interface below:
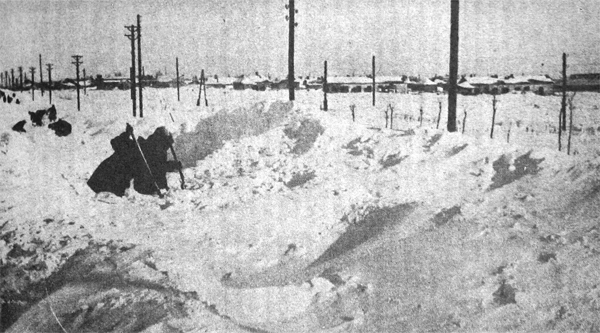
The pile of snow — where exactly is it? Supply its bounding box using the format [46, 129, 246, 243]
[1, 87, 600, 332]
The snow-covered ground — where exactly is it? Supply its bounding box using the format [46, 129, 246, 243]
[1, 86, 600, 332]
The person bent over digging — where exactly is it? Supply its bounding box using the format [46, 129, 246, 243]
[88, 124, 182, 196]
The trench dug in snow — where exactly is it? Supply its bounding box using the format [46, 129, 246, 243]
[174, 101, 294, 167]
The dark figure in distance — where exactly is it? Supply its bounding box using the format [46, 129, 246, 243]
[48, 119, 72, 137]
[47, 105, 57, 122]
[29, 105, 58, 126]
[29, 110, 47, 126]
[87, 125, 181, 197]
[12, 120, 26, 133]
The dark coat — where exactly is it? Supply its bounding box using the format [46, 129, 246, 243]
[132, 129, 179, 195]
[87, 131, 137, 197]
[87, 127, 180, 197]
[48, 119, 71, 137]
[12, 120, 26, 133]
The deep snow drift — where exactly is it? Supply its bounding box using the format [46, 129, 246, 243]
[1, 86, 600, 332]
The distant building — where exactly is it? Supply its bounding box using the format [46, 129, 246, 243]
[564, 73, 600, 92]
[459, 75, 555, 95]
[233, 74, 271, 90]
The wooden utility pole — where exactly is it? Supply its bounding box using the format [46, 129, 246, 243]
[372, 55, 376, 106]
[125, 24, 137, 117]
[72, 55, 83, 111]
[46, 63, 53, 104]
[83, 68, 87, 95]
[137, 14, 143, 117]
[323, 60, 328, 111]
[561, 53, 567, 131]
[11, 69, 15, 89]
[447, 0, 459, 132]
[39, 54, 44, 96]
[287, 0, 296, 101]
[176, 57, 180, 101]
[29, 67, 36, 100]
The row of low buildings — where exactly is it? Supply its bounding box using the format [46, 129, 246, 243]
[4, 73, 598, 95]
[208, 73, 599, 95]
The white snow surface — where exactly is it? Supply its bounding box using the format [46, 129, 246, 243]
[2, 87, 600, 332]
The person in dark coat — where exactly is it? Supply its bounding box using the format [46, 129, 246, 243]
[48, 118, 72, 137]
[87, 125, 181, 197]
[87, 124, 137, 197]
[47, 105, 57, 122]
[132, 127, 181, 195]
[12, 120, 26, 133]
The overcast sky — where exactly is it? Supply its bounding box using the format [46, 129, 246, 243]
[1, 0, 599, 79]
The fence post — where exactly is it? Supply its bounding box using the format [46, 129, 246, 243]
[18, 67, 23, 91]
[567, 92, 576, 155]
[323, 60, 328, 111]
[385, 109, 389, 128]
[490, 94, 497, 139]
[176, 57, 180, 101]
[436, 99, 442, 129]
[29, 67, 35, 100]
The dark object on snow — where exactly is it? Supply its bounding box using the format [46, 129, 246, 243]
[12, 120, 26, 133]
[47, 105, 57, 122]
[29, 110, 46, 126]
[133, 127, 181, 195]
[48, 119, 72, 137]
[7, 95, 12, 103]
[87, 125, 181, 197]
[29, 105, 57, 126]
[87, 126, 137, 197]
[15, 99, 20, 104]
